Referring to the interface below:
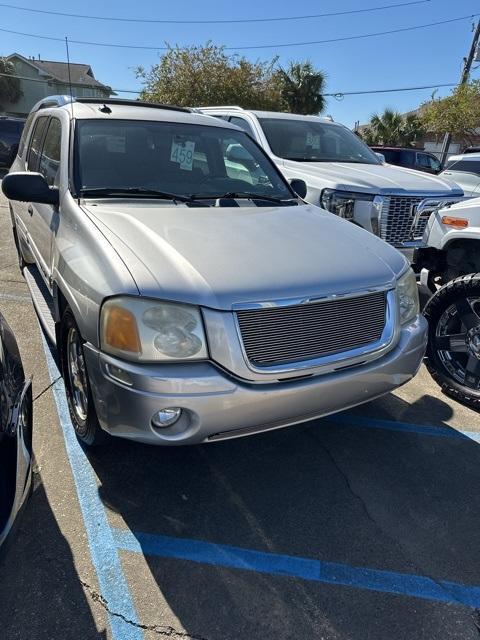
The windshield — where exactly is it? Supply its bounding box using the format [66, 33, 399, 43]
[444, 159, 480, 176]
[258, 117, 380, 164]
[75, 119, 294, 202]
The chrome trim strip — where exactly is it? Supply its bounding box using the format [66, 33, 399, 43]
[234, 288, 398, 376]
[231, 284, 392, 311]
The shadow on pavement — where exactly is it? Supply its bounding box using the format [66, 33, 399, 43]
[87, 392, 480, 640]
[0, 471, 106, 640]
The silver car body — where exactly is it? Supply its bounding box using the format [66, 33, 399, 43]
[6, 99, 427, 445]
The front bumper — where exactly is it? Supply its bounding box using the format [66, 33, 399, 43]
[83, 315, 428, 445]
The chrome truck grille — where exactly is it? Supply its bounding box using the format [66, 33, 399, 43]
[379, 196, 426, 246]
[236, 291, 387, 367]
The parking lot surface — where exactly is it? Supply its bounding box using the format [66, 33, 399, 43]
[1, 182, 480, 640]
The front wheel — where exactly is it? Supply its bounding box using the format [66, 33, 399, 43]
[60, 309, 108, 446]
[424, 273, 480, 410]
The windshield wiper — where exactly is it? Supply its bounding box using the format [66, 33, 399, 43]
[80, 187, 190, 202]
[190, 192, 296, 204]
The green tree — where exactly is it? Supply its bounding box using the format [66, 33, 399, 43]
[0, 58, 22, 108]
[137, 43, 284, 110]
[361, 108, 424, 146]
[420, 80, 480, 147]
[277, 61, 326, 115]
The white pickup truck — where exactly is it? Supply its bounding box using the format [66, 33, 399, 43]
[199, 107, 464, 260]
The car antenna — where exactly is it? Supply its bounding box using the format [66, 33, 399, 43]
[65, 36, 74, 118]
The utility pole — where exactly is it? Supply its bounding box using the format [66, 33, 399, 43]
[439, 20, 480, 166]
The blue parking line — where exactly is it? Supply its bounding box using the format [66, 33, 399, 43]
[112, 528, 480, 609]
[41, 336, 144, 640]
[326, 413, 480, 443]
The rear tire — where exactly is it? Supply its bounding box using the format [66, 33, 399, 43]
[60, 309, 108, 446]
[424, 273, 480, 410]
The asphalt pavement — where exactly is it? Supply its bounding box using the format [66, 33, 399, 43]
[0, 180, 480, 640]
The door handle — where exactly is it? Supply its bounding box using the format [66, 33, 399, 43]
[27, 204, 33, 216]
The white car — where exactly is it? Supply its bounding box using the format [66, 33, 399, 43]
[199, 107, 463, 260]
[413, 196, 480, 407]
[440, 152, 480, 197]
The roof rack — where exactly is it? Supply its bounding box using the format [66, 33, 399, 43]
[196, 106, 245, 111]
[30, 95, 189, 114]
[75, 97, 190, 113]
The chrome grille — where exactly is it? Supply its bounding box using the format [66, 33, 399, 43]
[236, 291, 387, 367]
[380, 196, 425, 246]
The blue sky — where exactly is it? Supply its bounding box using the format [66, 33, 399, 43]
[0, 0, 479, 127]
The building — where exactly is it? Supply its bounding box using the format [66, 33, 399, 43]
[1, 53, 112, 117]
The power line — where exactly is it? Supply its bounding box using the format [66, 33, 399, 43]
[0, 0, 432, 24]
[325, 82, 457, 97]
[0, 14, 477, 51]
[0, 71, 462, 98]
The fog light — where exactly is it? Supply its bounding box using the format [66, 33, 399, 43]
[151, 408, 182, 428]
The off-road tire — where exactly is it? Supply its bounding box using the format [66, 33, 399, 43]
[424, 273, 480, 410]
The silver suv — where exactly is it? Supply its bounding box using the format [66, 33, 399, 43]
[2, 96, 427, 446]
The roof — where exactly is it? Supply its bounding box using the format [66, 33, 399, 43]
[198, 106, 334, 122]
[44, 100, 238, 128]
[7, 53, 111, 91]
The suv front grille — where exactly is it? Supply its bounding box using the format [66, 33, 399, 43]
[236, 291, 387, 367]
[380, 196, 425, 246]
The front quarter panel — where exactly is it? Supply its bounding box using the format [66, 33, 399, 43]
[53, 192, 139, 347]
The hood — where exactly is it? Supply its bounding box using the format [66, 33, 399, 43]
[282, 159, 464, 196]
[83, 200, 407, 310]
[439, 170, 480, 197]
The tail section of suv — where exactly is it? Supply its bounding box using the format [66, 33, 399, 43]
[2, 96, 427, 447]
[0, 117, 25, 169]
[199, 107, 463, 260]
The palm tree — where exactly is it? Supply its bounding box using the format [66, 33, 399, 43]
[368, 109, 404, 146]
[0, 58, 22, 108]
[279, 61, 326, 115]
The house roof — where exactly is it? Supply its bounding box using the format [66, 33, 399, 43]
[7, 53, 111, 91]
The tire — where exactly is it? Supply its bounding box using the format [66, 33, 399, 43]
[60, 309, 108, 446]
[424, 273, 480, 410]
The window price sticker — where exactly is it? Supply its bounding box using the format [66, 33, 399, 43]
[170, 137, 195, 171]
[306, 132, 321, 149]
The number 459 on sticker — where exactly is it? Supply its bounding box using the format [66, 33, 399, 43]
[170, 138, 195, 171]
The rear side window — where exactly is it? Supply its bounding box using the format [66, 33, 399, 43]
[39, 118, 62, 186]
[400, 150, 415, 166]
[27, 116, 49, 171]
[17, 113, 35, 157]
[0, 121, 20, 134]
[444, 160, 480, 175]
[381, 150, 400, 164]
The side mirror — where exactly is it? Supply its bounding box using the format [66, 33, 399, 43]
[375, 152, 386, 164]
[289, 178, 307, 199]
[1, 172, 59, 206]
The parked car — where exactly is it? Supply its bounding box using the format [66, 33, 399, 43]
[412, 196, 480, 407]
[198, 107, 463, 260]
[0, 117, 25, 169]
[370, 146, 442, 175]
[439, 153, 480, 197]
[2, 95, 427, 447]
[0, 311, 33, 553]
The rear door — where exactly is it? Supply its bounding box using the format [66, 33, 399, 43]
[26, 117, 62, 284]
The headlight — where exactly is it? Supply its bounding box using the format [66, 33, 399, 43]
[100, 297, 208, 362]
[320, 189, 374, 220]
[396, 269, 419, 325]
